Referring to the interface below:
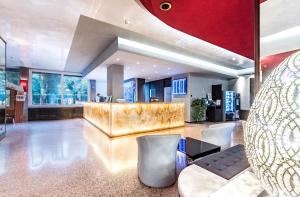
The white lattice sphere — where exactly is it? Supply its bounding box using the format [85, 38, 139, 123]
[245, 51, 300, 197]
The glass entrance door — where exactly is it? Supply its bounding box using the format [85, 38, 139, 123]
[0, 37, 6, 140]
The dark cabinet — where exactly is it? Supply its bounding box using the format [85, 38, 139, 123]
[206, 106, 222, 122]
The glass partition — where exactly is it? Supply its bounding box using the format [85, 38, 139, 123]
[0, 37, 6, 140]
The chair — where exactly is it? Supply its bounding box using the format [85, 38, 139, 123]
[105, 96, 112, 103]
[209, 122, 235, 129]
[201, 123, 235, 149]
[5, 108, 15, 124]
[136, 134, 181, 188]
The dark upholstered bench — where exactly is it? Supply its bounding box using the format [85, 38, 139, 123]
[193, 144, 249, 180]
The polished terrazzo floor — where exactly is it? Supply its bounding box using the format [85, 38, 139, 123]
[0, 119, 244, 196]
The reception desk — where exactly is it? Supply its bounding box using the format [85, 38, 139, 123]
[83, 102, 185, 137]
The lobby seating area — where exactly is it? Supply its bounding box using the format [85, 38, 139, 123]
[1, 0, 299, 196]
[178, 145, 263, 197]
[203, 123, 236, 149]
[0, 119, 245, 196]
[137, 134, 180, 188]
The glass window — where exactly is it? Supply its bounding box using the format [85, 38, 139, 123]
[6, 70, 20, 85]
[32, 72, 61, 105]
[0, 70, 5, 106]
[63, 75, 88, 105]
[124, 79, 136, 103]
[0, 71, 11, 107]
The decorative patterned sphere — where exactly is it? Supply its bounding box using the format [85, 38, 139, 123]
[245, 51, 300, 197]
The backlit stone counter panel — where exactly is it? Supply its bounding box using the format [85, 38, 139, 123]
[83, 102, 111, 135]
[83, 102, 185, 137]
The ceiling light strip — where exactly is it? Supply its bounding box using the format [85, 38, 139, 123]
[237, 67, 254, 75]
[118, 37, 239, 77]
[261, 25, 300, 43]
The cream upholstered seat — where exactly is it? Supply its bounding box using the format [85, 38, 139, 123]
[202, 123, 235, 149]
[209, 122, 236, 129]
[136, 134, 180, 188]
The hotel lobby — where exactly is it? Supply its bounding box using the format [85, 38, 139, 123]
[1, 0, 300, 196]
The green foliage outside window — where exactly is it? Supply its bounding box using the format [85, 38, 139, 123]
[63, 75, 88, 105]
[6, 70, 19, 85]
[32, 72, 61, 105]
[0, 70, 5, 106]
[31, 72, 88, 105]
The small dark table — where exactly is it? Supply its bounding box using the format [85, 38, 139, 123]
[178, 137, 221, 163]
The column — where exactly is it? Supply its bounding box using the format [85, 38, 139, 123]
[89, 80, 96, 102]
[20, 67, 29, 122]
[107, 64, 124, 102]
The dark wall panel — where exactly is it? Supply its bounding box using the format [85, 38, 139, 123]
[240, 110, 250, 120]
[146, 77, 172, 102]
[0, 109, 4, 123]
[28, 107, 83, 121]
[163, 78, 172, 87]
[137, 78, 145, 102]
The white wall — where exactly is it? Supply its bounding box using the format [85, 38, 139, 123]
[229, 74, 254, 110]
[96, 80, 107, 97]
[172, 73, 191, 122]
[172, 73, 229, 122]
[189, 73, 229, 99]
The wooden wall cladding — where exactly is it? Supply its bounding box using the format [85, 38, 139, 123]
[28, 107, 83, 121]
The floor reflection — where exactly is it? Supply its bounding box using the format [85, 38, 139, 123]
[83, 123, 208, 174]
[2, 120, 89, 172]
[0, 119, 244, 196]
[28, 139, 88, 170]
[0, 146, 8, 175]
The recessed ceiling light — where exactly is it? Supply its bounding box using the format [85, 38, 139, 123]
[231, 57, 236, 61]
[136, 61, 140, 65]
[160, 2, 172, 11]
[116, 58, 120, 61]
[153, 64, 157, 68]
[167, 67, 171, 70]
[118, 37, 240, 76]
[167, 72, 171, 75]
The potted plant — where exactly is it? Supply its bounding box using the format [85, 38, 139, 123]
[191, 98, 207, 122]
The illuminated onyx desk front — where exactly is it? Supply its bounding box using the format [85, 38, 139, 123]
[83, 102, 185, 137]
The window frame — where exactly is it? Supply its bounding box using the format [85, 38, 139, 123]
[29, 69, 88, 108]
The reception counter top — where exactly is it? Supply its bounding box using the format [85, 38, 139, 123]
[83, 102, 185, 137]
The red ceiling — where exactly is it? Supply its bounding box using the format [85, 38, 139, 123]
[140, 0, 256, 59]
[260, 49, 300, 71]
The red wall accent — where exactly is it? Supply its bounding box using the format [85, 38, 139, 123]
[260, 49, 300, 71]
[140, 0, 255, 59]
[20, 80, 28, 92]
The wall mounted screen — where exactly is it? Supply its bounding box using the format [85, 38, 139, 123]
[172, 78, 187, 95]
